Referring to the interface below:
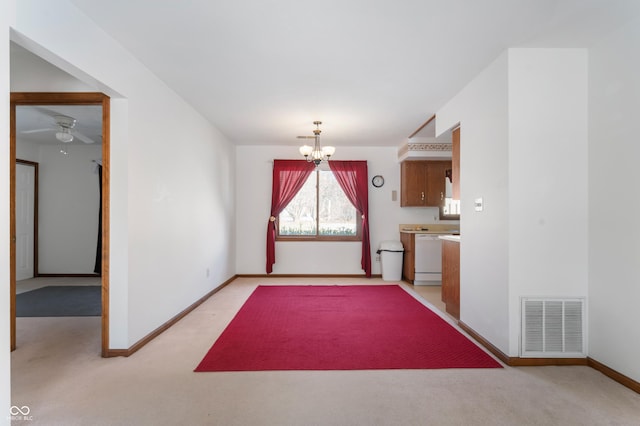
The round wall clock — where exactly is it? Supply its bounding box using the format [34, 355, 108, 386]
[372, 175, 385, 188]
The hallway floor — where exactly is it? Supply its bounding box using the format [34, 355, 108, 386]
[11, 277, 640, 425]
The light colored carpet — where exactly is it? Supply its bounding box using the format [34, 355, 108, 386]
[11, 277, 640, 425]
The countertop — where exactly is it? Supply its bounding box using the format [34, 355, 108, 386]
[399, 224, 460, 235]
[401, 230, 459, 234]
[438, 235, 460, 242]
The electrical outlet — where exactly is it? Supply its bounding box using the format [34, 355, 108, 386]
[376, 255, 381, 262]
[206, 268, 210, 278]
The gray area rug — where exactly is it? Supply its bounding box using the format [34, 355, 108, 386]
[16, 286, 101, 317]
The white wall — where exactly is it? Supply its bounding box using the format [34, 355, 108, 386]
[16, 141, 102, 274]
[507, 49, 589, 355]
[108, 98, 129, 345]
[437, 52, 511, 353]
[437, 49, 590, 357]
[235, 145, 456, 275]
[14, 138, 38, 160]
[10, 42, 94, 91]
[1, 0, 16, 422]
[588, 18, 640, 382]
[13, 0, 236, 348]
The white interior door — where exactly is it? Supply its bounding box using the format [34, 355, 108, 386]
[16, 162, 36, 281]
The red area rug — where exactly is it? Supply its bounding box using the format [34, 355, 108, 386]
[195, 285, 502, 372]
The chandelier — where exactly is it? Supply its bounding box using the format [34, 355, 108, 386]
[298, 121, 335, 166]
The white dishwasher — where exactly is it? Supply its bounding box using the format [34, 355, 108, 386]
[414, 234, 442, 285]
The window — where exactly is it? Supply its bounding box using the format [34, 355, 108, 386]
[277, 170, 361, 241]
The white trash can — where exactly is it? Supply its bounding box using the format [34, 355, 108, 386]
[378, 241, 404, 281]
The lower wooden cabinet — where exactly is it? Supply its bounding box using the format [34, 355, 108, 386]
[441, 239, 460, 320]
[400, 232, 414, 282]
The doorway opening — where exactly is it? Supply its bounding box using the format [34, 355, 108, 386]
[10, 92, 111, 357]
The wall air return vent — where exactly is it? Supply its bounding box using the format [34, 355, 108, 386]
[521, 298, 586, 358]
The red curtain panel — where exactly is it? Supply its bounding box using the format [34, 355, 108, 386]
[266, 160, 315, 273]
[329, 160, 371, 277]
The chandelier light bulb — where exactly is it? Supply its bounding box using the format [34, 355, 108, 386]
[322, 146, 335, 157]
[299, 145, 313, 157]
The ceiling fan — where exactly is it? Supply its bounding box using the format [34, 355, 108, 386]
[20, 113, 97, 144]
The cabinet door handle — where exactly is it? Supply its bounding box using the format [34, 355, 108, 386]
[441, 192, 444, 201]
[421, 191, 425, 201]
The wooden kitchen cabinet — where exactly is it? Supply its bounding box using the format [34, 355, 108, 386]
[452, 127, 460, 200]
[425, 161, 449, 206]
[400, 161, 427, 206]
[400, 160, 452, 208]
[400, 232, 415, 282]
[441, 239, 460, 320]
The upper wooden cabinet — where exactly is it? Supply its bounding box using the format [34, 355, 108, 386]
[401, 160, 452, 208]
[400, 161, 427, 206]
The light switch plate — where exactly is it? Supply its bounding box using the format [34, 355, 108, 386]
[474, 197, 484, 212]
